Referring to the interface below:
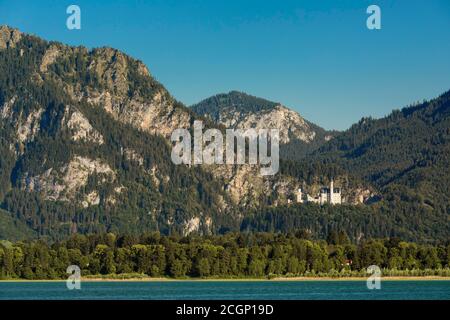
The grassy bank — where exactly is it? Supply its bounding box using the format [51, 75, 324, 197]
[2, 270, 450, 282]
[1, 276, 449, 282]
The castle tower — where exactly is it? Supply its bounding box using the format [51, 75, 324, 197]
[297, 188, 303, 203]
[329, 179, 342, 205]
[329, 179, 334, 204]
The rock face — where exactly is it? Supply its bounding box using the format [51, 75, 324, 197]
[0, 96, 16, 119]
[232, 105, 316, 144]
[0, 96, 43, 152]
[86, 89, 192, 139]
[65, 108, 104, 144]
[40, 45, 60, 73]
[16, 108, 44, 143]
[183, 217, 201, 234]
[0, 25, 22, 49]
[22, 156, 115, 202]
[191, 91, 336, 159]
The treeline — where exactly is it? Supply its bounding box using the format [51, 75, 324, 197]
[1, 233, 449, 280]
[241, 201, 450, 244]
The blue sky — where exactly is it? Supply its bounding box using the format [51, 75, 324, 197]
[0, 0, 449, 130]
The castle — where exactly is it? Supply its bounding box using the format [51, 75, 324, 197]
[296, 180, 342, 205]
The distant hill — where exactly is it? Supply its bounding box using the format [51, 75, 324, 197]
[236, 90, 450, 243]
[191, 91, 337, 159]
[191, 90, 278, 115]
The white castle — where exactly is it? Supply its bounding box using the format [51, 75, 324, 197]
[297, 180, 342, 205]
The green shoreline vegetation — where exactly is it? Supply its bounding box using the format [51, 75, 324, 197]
[1, 232, 449, 280]
[1, 276, 450, 282]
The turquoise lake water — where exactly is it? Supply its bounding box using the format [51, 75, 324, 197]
[0, 281, 449, 300]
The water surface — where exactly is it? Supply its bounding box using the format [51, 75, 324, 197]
[0, 280, 449, 300]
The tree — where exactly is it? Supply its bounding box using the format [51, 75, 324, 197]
[170, 259, 186, 278]
[197, 258, 211, 277]
[94, 244, 116, 274]
[287, 257, 300, 274]
[248, 259, 265, 277]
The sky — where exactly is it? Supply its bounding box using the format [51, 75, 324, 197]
[0, 0, 449, 130]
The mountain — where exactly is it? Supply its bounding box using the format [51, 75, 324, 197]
[313, 90, 450, 207]
[0, 26, 328, 239]
[0, 25, 238, 239]
[266, 91, 450, 242]
[0, 25, 448, 243]
[190, 91, 337, 159]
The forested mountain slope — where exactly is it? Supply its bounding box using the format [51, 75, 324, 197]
[0, 208, 35, 241]
[313, 90, 450, 210]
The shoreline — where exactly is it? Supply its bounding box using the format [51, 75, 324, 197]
[1, 276, 449, 282]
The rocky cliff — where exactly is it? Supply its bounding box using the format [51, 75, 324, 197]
[191, 91, 336, 159]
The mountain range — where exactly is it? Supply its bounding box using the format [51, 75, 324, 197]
[0, 26, 448, 243]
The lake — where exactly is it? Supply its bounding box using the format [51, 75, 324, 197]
[0, 280, 449, 300]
